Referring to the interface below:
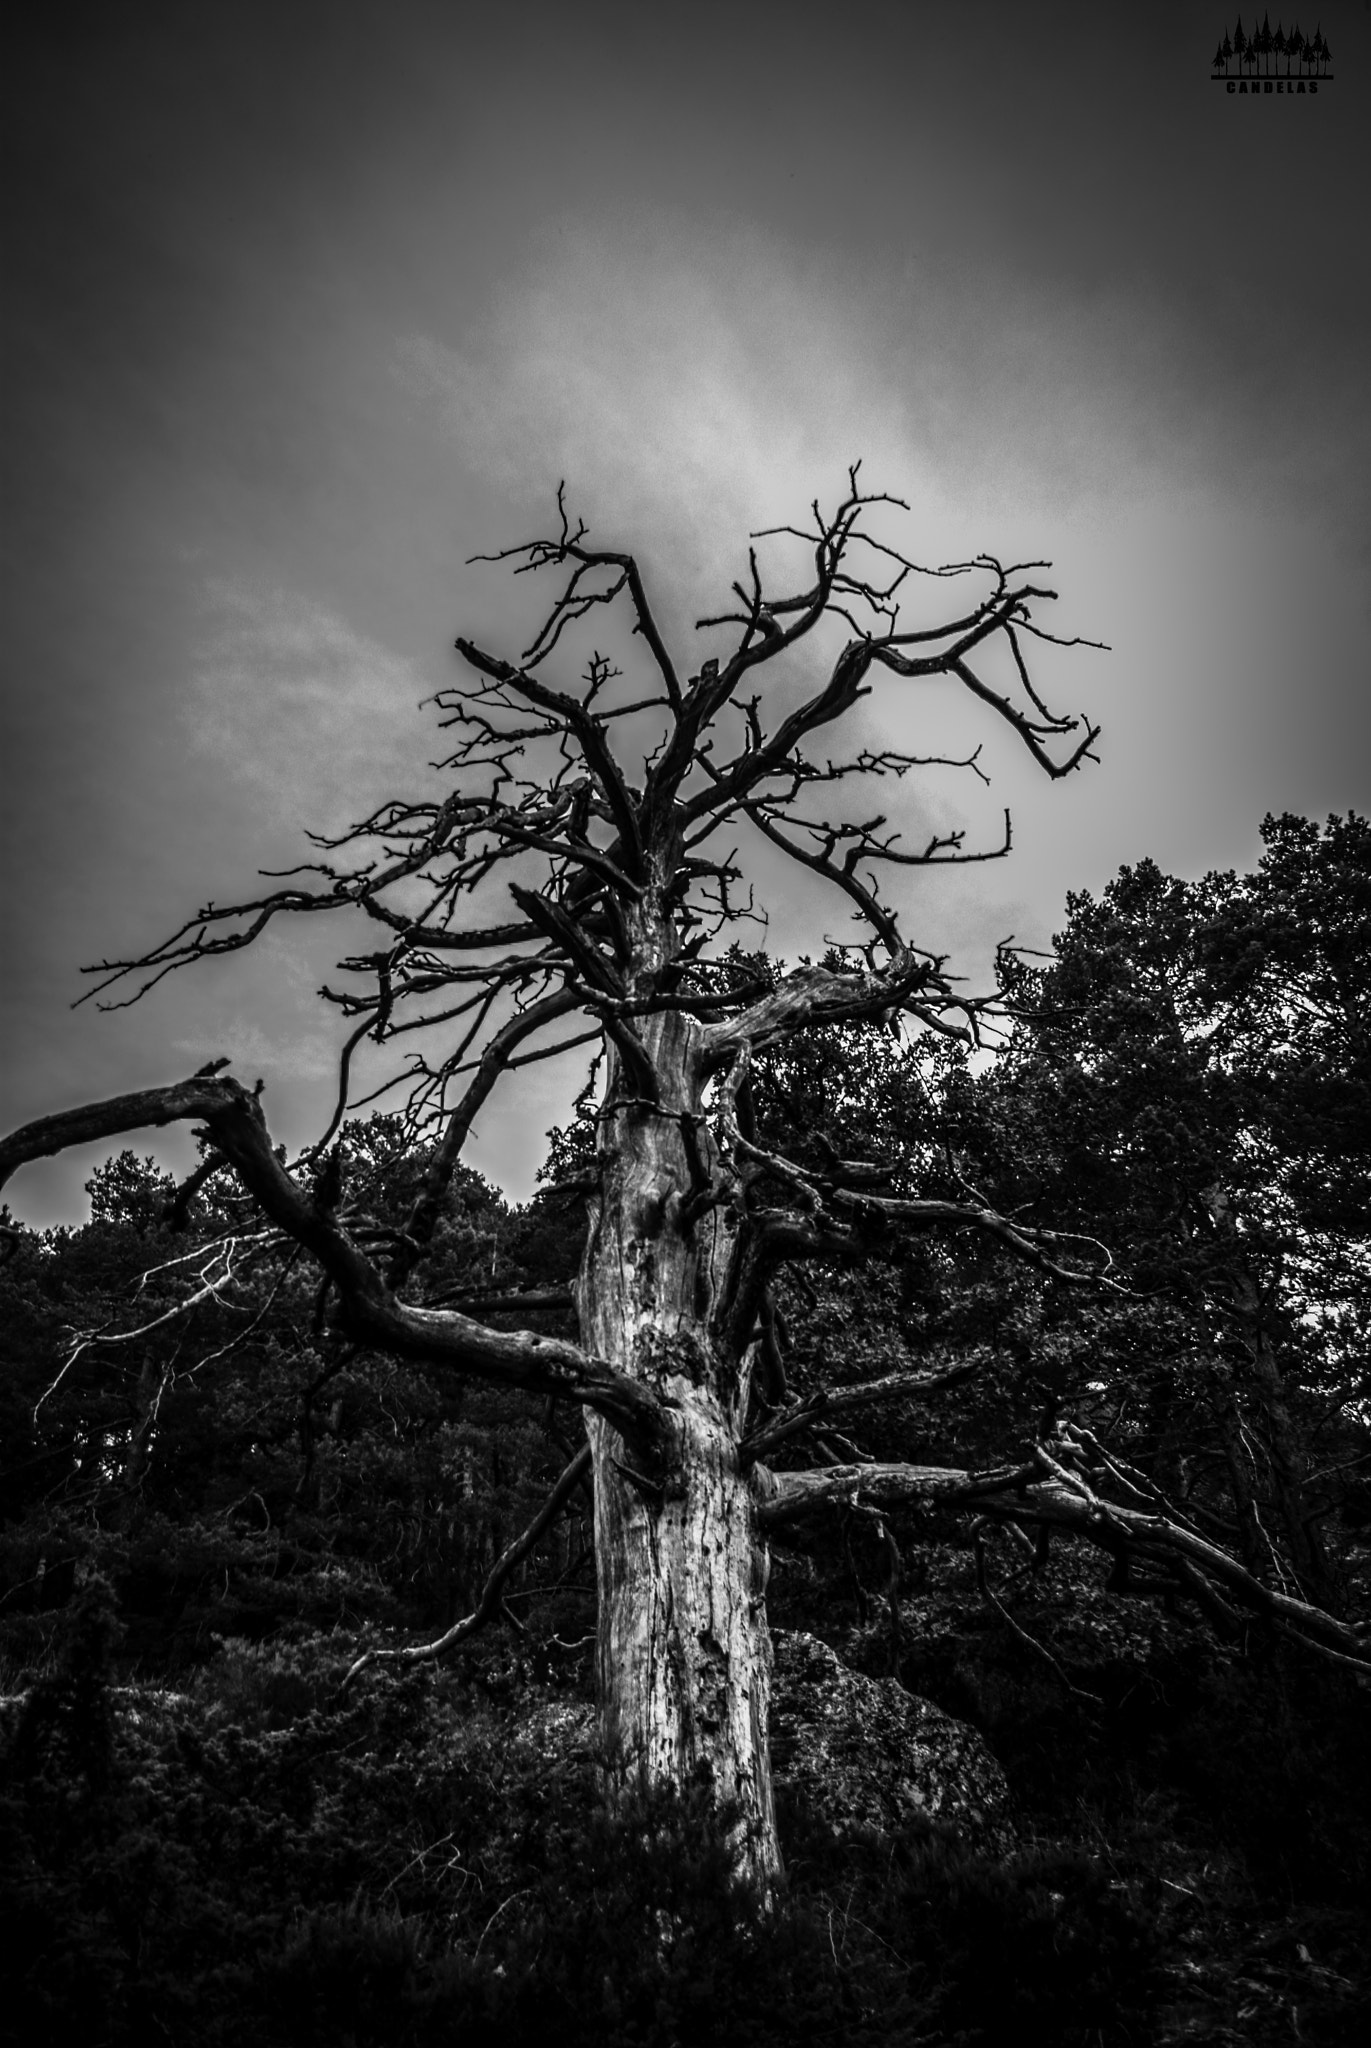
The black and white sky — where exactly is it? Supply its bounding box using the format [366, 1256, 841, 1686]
[4, 0, 1369, 1225]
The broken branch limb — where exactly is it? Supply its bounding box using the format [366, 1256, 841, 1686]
[0, 1074, 667, 1446]
[0, 1072, 247, 1196]
[757, 1455, 1370, 1671]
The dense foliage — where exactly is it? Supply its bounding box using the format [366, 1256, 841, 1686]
[2, 814, 1369, 2043]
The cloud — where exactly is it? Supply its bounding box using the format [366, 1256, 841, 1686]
[390, 216, 1368, 987]
[388, 223, 1170, 955]
[395, 218, 1201, 569]
[398, 203, 1371, 630]
[187, 580, 434, 839]
[172, 1013, 337, 1087]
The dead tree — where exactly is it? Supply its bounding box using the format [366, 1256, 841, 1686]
[8, 475, 1357, 1887]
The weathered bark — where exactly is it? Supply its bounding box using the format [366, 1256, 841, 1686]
[759, 1455, 1370, 1667]
[586, 1406, 776, 1882]
[577, 997, 780, 1886]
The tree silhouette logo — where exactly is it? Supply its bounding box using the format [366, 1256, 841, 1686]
[1212, 15, 1334, 89]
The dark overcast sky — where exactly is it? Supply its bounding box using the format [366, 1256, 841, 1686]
[3, 0, 1369, 1225]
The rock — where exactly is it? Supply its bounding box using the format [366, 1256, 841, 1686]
[516, 1631, 1015, 1854]
[769, 1630, 1014, 1851]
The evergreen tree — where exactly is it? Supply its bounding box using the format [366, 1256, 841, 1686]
[990, 813, 1371, 1611]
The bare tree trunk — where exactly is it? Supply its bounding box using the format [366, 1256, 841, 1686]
[122, 1352, 172, 1510]
[1230, 1274, 1335, 1606]
[1215, 1373, 1274, 1586]
[1204, 1185, 1334, 1605]
[577, 1006, 781, 1889]
[587, 1405, 777, 1885]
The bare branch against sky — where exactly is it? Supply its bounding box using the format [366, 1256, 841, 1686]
[3, 0, 1368, 1224]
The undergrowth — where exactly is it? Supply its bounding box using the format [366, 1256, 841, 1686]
[2, 1577, 1366, 2046]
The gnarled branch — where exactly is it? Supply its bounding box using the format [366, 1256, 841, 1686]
[0, 1076, 667, 1446]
